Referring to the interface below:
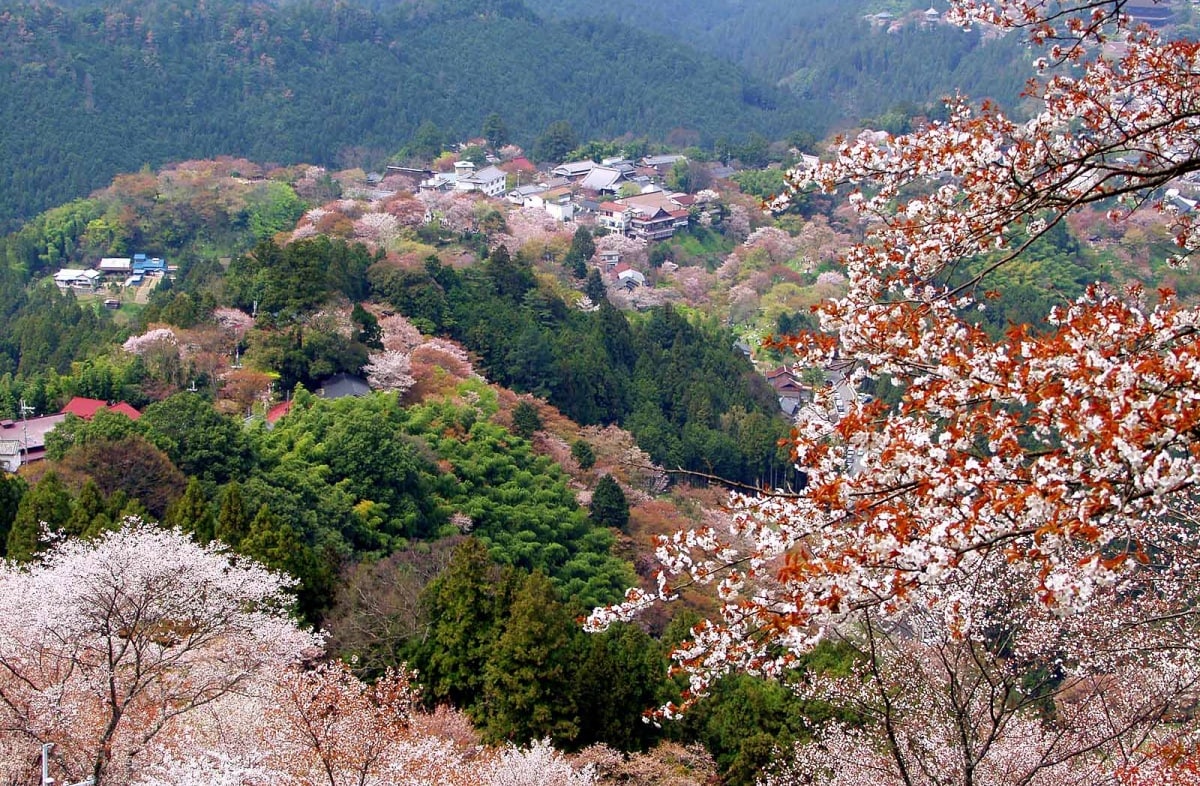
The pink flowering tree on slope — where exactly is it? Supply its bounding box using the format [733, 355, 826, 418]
[589, 1, 1200, 782]
[0, 522, 321, 785]
[0, 523, 599, 786]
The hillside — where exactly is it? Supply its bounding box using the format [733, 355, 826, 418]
[0, 0, 818, 230]
[526, 0, 1032, 122]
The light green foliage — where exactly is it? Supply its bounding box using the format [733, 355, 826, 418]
[732, 167, 788, 200]
[244, 181, 306, 242]
[44, 409, 138, 461]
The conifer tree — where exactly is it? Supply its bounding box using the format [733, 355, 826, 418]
[168, 477, 215, 544]
[589, 474, 629, 532]
[7, 471, 72, 562]
[481, 571, 581, 745]
[416, 538, 509, 715]
[216, 480, 250, 548]
[66, 479, 106, 538]
[0, 474, 26, 557]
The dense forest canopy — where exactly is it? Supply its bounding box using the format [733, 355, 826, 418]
[0, 0, 818, 229]
[525, 0, 1033, 121]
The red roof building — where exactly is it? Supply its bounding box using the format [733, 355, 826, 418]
[265, 400, 293, 424]
[60, 397, 142, 421]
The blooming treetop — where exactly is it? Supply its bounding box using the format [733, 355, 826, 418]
[587, 0, 1200, 744]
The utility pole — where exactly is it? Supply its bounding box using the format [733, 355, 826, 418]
[18, 399, 34, 466]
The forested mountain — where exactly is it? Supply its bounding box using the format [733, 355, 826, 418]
[526, 0, 1032, 124]
[0, 0, 818, 230]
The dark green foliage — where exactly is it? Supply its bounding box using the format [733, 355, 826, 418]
[533, 121, 580, 164]
[570, 226, 596, 261]
[216, 480, 251, 548]
[415, 538, 513, 714]
[575, 622, 671, 750]
[351, 303, 383, 350]
[0, 474, 26, 557]
[65, 479, 107, 539]
[584, 269, 607, 303]
[139, 393, 254, 486]
[167, 477, 215, 544]
[510, 400, 543, 440]
[226, 237, 376, 320]
[0, 0, 819, 229]
[481, 571, 582, 744]
[482, 112, 510, 149]
[589, 475, 629, 531]
[528, 0, 1030, 127]
[570, 439, 596, 470]
[376, 257, 791, 486]
[239, 503, 332, 620]
[7, 471, 72, 562]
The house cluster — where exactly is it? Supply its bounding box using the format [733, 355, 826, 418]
[414, 151, 697, 243]
[0, 397, 141, 472]
[53, 253, 169, 294]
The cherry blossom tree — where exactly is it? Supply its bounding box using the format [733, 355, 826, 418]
[0, 520, 320, 786]
[364, 350, 416, 395]
[589, 1, 1200, 780]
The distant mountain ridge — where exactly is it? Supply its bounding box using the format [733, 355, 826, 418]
[525, 0, 1031, 121]
[0, 0, 820, 230]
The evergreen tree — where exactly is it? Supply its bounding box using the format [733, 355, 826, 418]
[7, 471, 72, 562]
[584, 268, 606, 304]
[0, 474, 26, 558]
[511, 400, 543, 440]
[571, 440, 596, 471]
[570, 226, 596, 261]
[589, 474, 630, 532]
[216, 480, 250, 548]
[416, 538, 510, 715]
[66, 479, 106, 538]
[168, 477, 215, 544]
[575, 622, 671, 750]
[533, 120, 579, 164]
[481, 571, 581, 745]
[482, 112, 510, 149]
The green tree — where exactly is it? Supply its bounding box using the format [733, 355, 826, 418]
[351, 303, 383, 349]
[575, 622, 670, 750]
[570, 226, 596, 261]
[216, 480, 251, 548]
[167, 477, 215, 544]
[407, 120, 445, 162]
[7, 471, 72, 562]
[416, 538, 511, 715]
[66, 479, 107, 538]
[571, 439, 596, 470]
[139, 393, 254, 486]
[533, 120, 579, 164]
[584, 268, 606, 303]
[482, 112, 510, 149]
[511, 400, 543, 440]
[589, 474, 629, 531]
[482, 571, 581, 745]
[0, 474, 26, 557]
